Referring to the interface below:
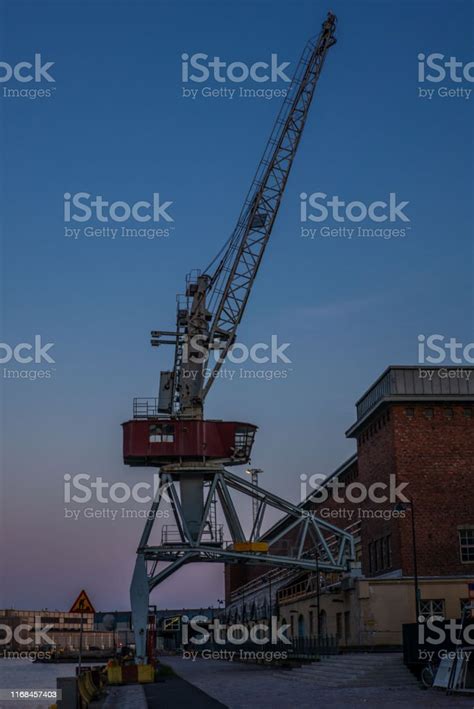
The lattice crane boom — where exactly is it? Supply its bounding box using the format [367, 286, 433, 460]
[203, 13, 337, 395]
[152, 13, 337, 418]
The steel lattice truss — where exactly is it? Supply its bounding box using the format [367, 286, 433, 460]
[202, 15, 337, 395]
[134, 467, 354, 594]
[149, 15, 337, 415]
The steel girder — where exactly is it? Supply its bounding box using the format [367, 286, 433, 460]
[130, 465, 354, 662]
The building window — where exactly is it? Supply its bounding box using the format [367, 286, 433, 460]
[404, 407, 415, 418]
[419, 599, 445, 620]
[297, 614, 305, 637]
[368, 535, 392, 573]
[382, 535, 392, 569]
[376, 539, 382, 570]
[459, 528, 474, 562]
[460, 599, 472, 616]
[280, 618, 289, 641]
[463, 407, 472, 418]
[149, 423, 174, 443]
[336, 612, 343, 640]
[423, 408, 434, 419]
[344, 610, 351, 643]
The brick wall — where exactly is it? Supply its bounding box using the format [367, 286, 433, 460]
[356, 403, 474, 577]
[392, 403, 473, 576]
[355, 406, 401, 576]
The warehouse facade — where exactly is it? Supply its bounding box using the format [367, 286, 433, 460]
[225, 366, 474, 647]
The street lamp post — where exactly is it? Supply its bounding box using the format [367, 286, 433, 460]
[409, 499, 420, 622]
[310, 555, 321, 639]
[268, 575, 272, 623]
[395, 499, 420, 622]
[246, 468, 263, 527]
[316, 556, 321, 637]
[78, 599, 84, 674]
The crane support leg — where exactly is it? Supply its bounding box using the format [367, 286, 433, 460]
[130, 553, 149, 664]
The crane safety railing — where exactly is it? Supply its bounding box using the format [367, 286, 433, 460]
[161, 524, 225, 546]
[133, 398, 163, 419]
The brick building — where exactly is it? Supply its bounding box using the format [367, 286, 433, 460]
[224, 366, 474, 646]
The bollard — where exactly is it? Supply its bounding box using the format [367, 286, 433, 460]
[56, 677, 77, 708]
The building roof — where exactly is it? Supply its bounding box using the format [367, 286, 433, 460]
[346, 365, 474, 437]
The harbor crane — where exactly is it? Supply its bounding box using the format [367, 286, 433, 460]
[122, 12, 355, 663]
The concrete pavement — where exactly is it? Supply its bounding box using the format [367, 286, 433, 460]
[162, 655, 474, 708]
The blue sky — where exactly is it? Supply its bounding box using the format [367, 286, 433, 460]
[0, 0, 473, 610]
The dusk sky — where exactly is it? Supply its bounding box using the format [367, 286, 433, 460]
[1, 0, 472, 612]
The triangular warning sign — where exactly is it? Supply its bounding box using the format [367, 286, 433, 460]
[69, 589, 95, 614]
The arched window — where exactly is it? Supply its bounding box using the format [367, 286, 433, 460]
[297, 613, 305, 637]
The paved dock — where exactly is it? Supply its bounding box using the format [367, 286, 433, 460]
[100, 684, 147, 707]
[97, 672, 227, 708]
[161, 655, 474, 709]
[145, 675, 228, 708]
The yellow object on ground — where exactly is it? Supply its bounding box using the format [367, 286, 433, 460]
[137, 664, 155, 683]
[233, 541, 269, 553]
[78, 672, 100, 704]
[107, 663, 155, 684]
[107, 666, 123, 684]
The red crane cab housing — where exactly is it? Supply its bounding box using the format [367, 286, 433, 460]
[122, 418, 257, 467]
